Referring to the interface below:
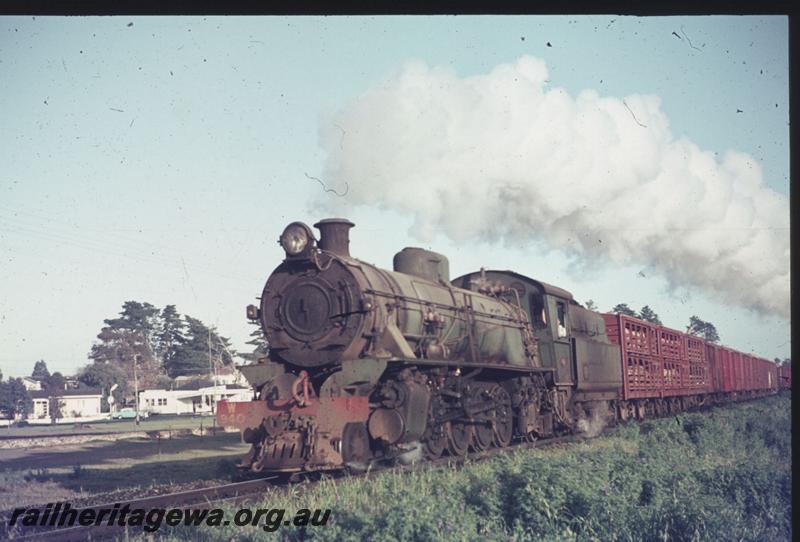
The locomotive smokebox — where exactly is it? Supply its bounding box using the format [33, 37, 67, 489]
[314, 218, 355, 258]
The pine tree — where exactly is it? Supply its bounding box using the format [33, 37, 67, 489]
[638, 305, 663, 325]
[31, 360, 50, 381]
[156, 305, 187, 371]
[104, 301, 161, 342]
[166, 316, 236, 377]
[240, 326, 269, 363]
[686, 315, 720, 343]
[611, 303, 638, 317]
[89, 301, 164, 388]
[89, 327, 160, 388]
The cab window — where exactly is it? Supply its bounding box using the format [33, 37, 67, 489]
[529, 293, 547, 329]
[556, 301, 567, 338]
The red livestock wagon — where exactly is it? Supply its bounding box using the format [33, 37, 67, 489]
[602, 314, 711, 400]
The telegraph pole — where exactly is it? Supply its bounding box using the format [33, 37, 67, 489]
[134, 354, 140, 426]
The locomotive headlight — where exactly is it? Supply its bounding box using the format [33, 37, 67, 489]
[279, 222, 314, 256]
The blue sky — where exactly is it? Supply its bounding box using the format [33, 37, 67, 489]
[0, 15, 789, 378]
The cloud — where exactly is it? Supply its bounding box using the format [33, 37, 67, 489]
[316, 56, 790, 319]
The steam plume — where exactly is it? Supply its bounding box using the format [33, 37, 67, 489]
[317, 56, 789, 318]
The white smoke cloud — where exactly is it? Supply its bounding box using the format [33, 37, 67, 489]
[317, 56, 790, 319]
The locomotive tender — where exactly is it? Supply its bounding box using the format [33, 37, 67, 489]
[218, 218, 783, 473]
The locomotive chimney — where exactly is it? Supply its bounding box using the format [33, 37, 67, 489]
[314, 218, 355, 257]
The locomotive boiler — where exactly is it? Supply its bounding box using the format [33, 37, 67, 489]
[218, 218, 782, 474]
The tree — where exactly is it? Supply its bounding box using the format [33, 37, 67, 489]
[44, 372, 66, 393]
[240, 326, 269, 363]
[638, 305, 663, 325]
[92, 301, 162, 378]
[584, 300, 598, 311]
[79, 362, 129, 412]
[155, 305, 187, 370]
[686, 316, 720, 343]
[154, 375, 174, 390]
[89, 327, 161, 390]
[0, 378, 32, 422]
[43, 372, 66, 424]
[104, 301, 161, 345]
[611, 303, 638, 317]
[31, 360, 50, 381]
[91, 301, 238, 382]
[166, 316, 236, 378]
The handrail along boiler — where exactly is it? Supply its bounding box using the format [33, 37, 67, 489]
[217, 218, 785, 473]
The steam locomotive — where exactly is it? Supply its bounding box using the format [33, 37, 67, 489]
[217, 218, 785, 473]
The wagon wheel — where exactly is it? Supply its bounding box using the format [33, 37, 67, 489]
[491, 385, 513, 448]
[446, 421, 472, 456]
[422, 424, 447, 459]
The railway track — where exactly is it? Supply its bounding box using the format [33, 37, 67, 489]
[4, 433, 586, 541]
[4, 476, 280, 541]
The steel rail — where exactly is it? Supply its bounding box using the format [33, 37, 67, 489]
[4, 476, 280, 541]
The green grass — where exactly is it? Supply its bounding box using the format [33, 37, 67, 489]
[0, 433, 250, 509]
[140, 393, 791, 542]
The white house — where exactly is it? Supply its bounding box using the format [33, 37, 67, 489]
[139, 383, 252, 416]
[29, 388, 104, 423]
[21, 377, 42, 391]
[173, 368, 247, 388]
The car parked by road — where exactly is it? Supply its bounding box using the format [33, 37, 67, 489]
[111, 407, 149, 420]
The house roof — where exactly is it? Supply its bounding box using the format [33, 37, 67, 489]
[144, 382, 249, 392]
[175, 379, 215, 391]
[30, 387, 102, 399]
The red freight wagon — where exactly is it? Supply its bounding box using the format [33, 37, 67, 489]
[778, 365, 792, 390]
[742, 354, 752, 390]
[769, 359, 778, 390]
[706, 343, 729, 393]
[684, 335, 708, 391]
[603, 314, 710, 400]
[705, 343, 722, 392]
[767, 358, 778, 390]
[659, 326, 686, 392]
[730, 350, 742, 391]
[753, 357, 763, 390]
[758, 358, 775, 390]
[602, 314, 661, 400]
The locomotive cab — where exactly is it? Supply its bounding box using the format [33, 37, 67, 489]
[452, 271, 622, 398]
